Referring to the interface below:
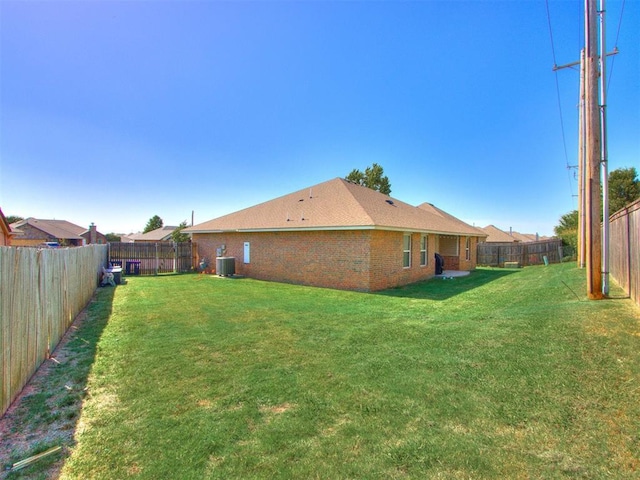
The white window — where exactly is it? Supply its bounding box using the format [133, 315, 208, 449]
[465, 237, 471, 261]
[420, 235, 428, 266]
[403, 234, 411, 268]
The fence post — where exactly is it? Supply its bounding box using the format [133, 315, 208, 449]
[626, 207, 631, 297]
[173, 242, 177, 274]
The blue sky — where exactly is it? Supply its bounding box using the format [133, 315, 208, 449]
[1, 0, 638, 236]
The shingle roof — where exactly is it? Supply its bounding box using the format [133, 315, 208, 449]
[129, 226, 178, 242]
[416, 202, 487, 236]
[10, 218, 85, 240]
[511, 231, 538, 242]
[479, 225, 542, 243]
[480, 225, 529, 243]
[186, 178, 487, 237]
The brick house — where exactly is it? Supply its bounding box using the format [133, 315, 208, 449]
[9, 218, 107, 247]
[185, 178, 486, 292]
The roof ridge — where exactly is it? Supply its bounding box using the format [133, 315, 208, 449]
[336, 178, 378, 226]
[186, 177, 488, 237]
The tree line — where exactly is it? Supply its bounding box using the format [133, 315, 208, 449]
[554, 167, 640, 251]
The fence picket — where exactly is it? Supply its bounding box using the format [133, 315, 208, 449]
[477, 239, 564, 267]
[108, 242, 193, 275]
[0, 245, 107, 417]
[609, 199, 640, 307]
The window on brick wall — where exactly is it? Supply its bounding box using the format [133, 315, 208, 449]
[420, 234, 428, 266]
[403, 234, 411, 268]
[465, 237, 471, 261]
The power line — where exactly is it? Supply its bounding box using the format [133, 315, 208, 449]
[607, 0, 626, 94]
[545, 0, 559, 66]
[545, 0, 575, 201]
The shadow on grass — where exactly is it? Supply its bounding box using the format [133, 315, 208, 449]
[376, 267, 519, 301]
[0, 285, 116, 479]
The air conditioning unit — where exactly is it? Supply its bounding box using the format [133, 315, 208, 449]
[216, 257, 235, 276]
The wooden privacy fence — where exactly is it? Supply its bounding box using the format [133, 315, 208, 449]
[477, 239, 564, 267]
[609, 199, 640, 307]
[108, 242, 194, 275]
[1, 244, 108, 417]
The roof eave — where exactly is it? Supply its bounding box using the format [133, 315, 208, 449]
[188, 225, 488, 236]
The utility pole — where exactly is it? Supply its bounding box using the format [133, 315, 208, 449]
[553, 0, 616, 297]
[578, 49, 586, 269]
[584, 0, 603, 299]
[599, 0, 610, 295]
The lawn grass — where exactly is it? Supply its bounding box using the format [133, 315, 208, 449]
[36, 264, 640, 478]
[0, 287, 114, 480]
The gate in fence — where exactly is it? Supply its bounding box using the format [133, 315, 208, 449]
[108, 242, 194, 275]
[477, 239, 564, 267]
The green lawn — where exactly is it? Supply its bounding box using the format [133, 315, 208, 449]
[28, 264, 640, 478]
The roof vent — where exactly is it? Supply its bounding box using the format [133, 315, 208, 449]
[385, 200, 394, 205]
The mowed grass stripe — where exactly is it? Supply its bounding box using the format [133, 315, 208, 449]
[57, 264, 640, 479]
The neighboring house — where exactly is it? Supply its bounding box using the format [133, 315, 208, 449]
[118, 234, 136, 243]
[9, 218, 107, 247]
[511, 231, 539, 243]
[128, 226, 178, 243]
[185, 178, 487, 292]
[0, 208, 13, 246]
[479, 225, 541, 243]
[479, 225, 521, 243]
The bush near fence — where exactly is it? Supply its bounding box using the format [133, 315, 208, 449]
[0, 245, 107, 417]
[609, 199, 640, 307]
[477, 239, 564, 267]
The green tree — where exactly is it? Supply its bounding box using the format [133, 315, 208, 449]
[143, 215, 163, 234]
[554, 210, 579, 251]
[5, 215, 23, 224]
[171, 221, 190, 243]
[553, 166, 639, 257]
[105, 233, 121, 242]
[608, 167, 640, 213]
[345, 163, 391, 195]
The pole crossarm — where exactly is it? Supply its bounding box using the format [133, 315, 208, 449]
[552, 47, 618, 71]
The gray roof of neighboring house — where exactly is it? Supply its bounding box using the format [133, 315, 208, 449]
[129, 226, 178, 242]
[186, 178, 487, 237]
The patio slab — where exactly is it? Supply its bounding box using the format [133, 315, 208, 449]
[436, 270, 471, 278]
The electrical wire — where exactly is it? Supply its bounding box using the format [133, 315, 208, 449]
[545, 0, 575, 202]
[607, 0, 626, 94]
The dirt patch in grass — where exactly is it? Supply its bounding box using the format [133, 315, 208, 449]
[0, 288, 112, 479]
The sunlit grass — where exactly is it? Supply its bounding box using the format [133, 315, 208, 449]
[54, 264, 640, 479]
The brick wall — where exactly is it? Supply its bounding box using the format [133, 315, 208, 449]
[436, 235, 480, 272]
[9, 224, 55, 247]
[369, 231, 435, 291]
[457, 236, 480, 271]
[193, 229, 436, 291]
